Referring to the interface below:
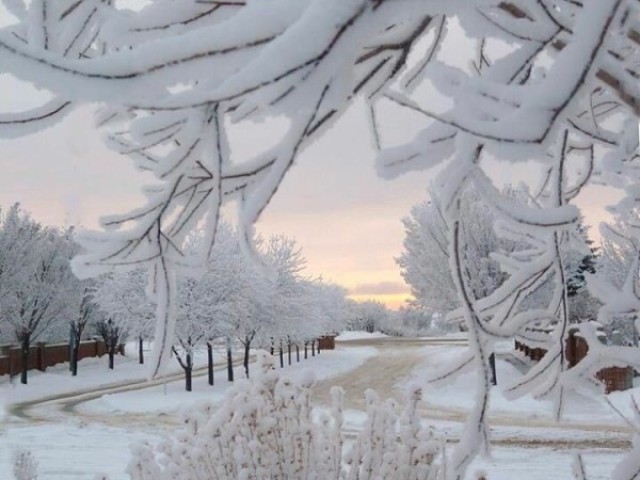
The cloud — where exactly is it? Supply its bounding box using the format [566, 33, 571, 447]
[349, 281, 408, 296]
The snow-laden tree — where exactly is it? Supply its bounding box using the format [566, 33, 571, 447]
[276, 278, 347, 364]
[394, 306, 436, 336]
[93, 268, 155, 365]
[195, 224, 270, 380]
[0, 204, 43, 344]
[170, 225, 261, 389]
[597, 209, 640, 294]
[347, 300, 390, 334]
[0, 1, 639, 477]
[171, 276, 210, 391]
[200, 224, 257, 383]
[69, 283, 100, 376]
[311, 281, 349, 336]
[588, 207, 640, 347]
[397, 184, 512, 317]
[1, 223, 78, 383]
[94, 317, 127, 370]
[564, 222, 600, 325]
[253, 235, 310, 371]
[0, 206, 98, 376]
[399, 186, 601, 330]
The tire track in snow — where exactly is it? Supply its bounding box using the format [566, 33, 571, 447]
[8, 354, 253, 427]
[7, 337, 633, 452]
[314, 338, 632, 451]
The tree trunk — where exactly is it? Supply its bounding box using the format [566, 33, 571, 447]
[69, 324, 75, 373]
[296, 344, 300, 363]
[20, 335, 30, 385]
[270, 337, 274, 356]
[244, 339, 251, 378]
[71, 339, 79, 376]
[185, 352, 192, 392]
[279, 344, 284, 368]
[311, 340, 315, 357]
[304, 342, 308, 359]
[287, 340, 292, 365]
[317, 340, 321, 355]
[207, 342, 214, 386]
[226, 338, 234, 382]
[138, 336, 144, 365]
[489, 352, 497, 386]
[108, 350, 115, 370]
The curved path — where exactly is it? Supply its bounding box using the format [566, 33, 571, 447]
[314, 338, 632, 451]
[8, 355, 253, 429]
[6, 337, 632, 454]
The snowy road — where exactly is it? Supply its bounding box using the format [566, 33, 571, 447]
[315, 337, 631, 452]
[1, 336, 632, 479]
[8, 356, 253, 428]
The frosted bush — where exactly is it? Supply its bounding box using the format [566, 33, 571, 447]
[128, 354, 443, 480]
[13, 450, 38, 480]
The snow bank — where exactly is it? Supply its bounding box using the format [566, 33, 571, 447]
[0, 356, 147, 407]
[336, 331, 389, 341]
[403, 345, 633, 425]
[0, 347, 228, 407]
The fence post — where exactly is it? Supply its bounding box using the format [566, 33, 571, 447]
[37, 342, 46, 372]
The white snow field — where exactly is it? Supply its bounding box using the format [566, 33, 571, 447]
[1, 334, 636, 479]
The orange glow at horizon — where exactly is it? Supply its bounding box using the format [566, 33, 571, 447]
[347, 293, 413, 311]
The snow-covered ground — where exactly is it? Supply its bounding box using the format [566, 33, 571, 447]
[404, 340, 640, 424]
[1, 343, 377, 479]
[1, 334, 636, 479]
[81, 345, 376, 415]
[0, 341, 231, 416]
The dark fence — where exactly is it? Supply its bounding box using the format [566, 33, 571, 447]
[515, 329, 634, 394]
[0, 340, 125, 377]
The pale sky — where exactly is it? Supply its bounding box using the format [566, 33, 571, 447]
[0, 6, 624, 310]
[0, 89, 432, 309]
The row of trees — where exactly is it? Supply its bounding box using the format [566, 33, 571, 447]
[0, 203, 145, 382]
[0, 204, 360, 389]
[94, 223, 352, 391]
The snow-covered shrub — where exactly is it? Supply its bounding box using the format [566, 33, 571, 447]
[128, 354, 443, 480]
[345, 387, 441, 480]
[13, 450, 38, 480]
